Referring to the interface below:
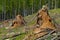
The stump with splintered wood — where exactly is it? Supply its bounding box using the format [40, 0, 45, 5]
[11, 14, 26, 29]
[24, 5, 56, 40]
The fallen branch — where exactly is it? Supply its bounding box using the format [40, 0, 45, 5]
[2, 32, 21, 40]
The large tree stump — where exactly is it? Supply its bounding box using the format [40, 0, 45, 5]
[24, 5, 56, 40]
[11, 15, 26, 28]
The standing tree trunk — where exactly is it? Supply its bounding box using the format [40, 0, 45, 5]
[23, 0, 26, 16]
[2, 0, 6, 21]
[52, 0, 54, 9]
[55, 0, 57, 9]
[39, 0, 42, 9]
[32, 0, 33, 14]
[48, 0, 50, 9]
[18, 0, 20, 14]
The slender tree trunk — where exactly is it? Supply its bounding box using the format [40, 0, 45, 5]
[8, 0, 11, 19]
[32, 0, 33, 14]
[52, 0, 54, 9]
[23, 0, 25, 16]
[18, 0, 20, 14]
[55, 0, 57, 9]
[2, 0, 6, 21]
[48, 0, 50, 9]
[39, 0, 41, 9]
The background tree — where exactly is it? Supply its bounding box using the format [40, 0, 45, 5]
[0, 0, 60, 21]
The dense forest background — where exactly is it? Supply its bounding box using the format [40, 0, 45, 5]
[0, 0, 60, 21]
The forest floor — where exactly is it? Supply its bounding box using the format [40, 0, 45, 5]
[0, 8, 60, 40]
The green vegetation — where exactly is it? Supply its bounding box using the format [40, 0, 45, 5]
[0, 5, 2, 11]
[0, 0, 60, 20]
[0, 8, 60, 40]
[10, 8, 60, 40]
[50, 8, 60, 13]
[0, 0, 60, 40]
